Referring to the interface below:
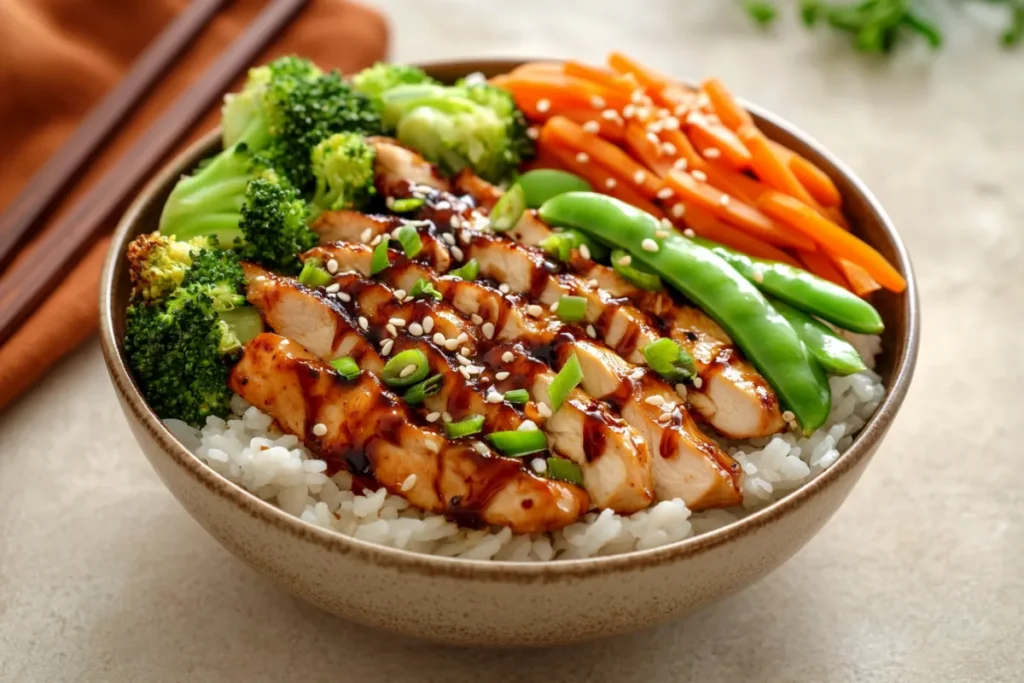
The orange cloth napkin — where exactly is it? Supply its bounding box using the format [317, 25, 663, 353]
[0, 0, 389, 412]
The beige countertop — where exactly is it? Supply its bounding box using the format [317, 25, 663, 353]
[2, 2, 1022, 680]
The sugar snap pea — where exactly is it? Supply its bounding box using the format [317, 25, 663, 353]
[514, 169, 592, 209]
[768, 297, 866, 376]
[539, 192, 831, 433]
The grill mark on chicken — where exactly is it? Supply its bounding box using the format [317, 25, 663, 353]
[231, 334, 588, 532]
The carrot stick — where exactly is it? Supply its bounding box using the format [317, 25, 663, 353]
[678, 203, 801, 266]
[701, 78, 754, 131]
[835, 258, 882, 297]
[606, 51, 693, 110]
[688, 119, 752, 171]
[740, 127, 825, 213]
[702, 162, 768, 204]
[521, 144, 568, 173]
[824, 206, 850, 230]
[526, 107, 625, 143]
[563, 61, 634, 94]
[797, 250, 849, 288]
[494, 74, 631, 110]
[767, 140, 843, 208]
[624, 122, 673, 177]
[539, 138, 665, 218]
[665, 170, 815, 251]
[758, 191, 906, 292]
[659, 127, 707, 172]
[544, 116, 663, 199]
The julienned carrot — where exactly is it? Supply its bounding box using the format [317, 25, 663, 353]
[687, 119, 752, 171]
[702, 162, 768, 205]
[767, 140, 842, 208]
[759, 191, 906, 292]
[539, 138, 664, 218]
[676, 203, 800, 266]
[493, 74, 631, 110]
[606, 51, 693, 109]
[624, 122, 673, 177]
[835, 258, 882, 297]
[701, 77, 753, 131]
[544, 116, 663, 199]
[665, 170, 815, 251]
[797, 250, 849, 288]
[740, 127, 825, 214]
[563, 61, 635, 94]
[658, 127, 707, 172]
[525, 107, 625, 143]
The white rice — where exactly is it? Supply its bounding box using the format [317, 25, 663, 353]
[165, 334, 885, 562]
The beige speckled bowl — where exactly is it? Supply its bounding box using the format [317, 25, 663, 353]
[98, 59, 919, 646]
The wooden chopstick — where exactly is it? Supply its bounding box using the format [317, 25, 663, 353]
[0, 0, 229, 269]
[0, 0, 310, 346]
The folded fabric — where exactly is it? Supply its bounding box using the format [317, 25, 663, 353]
[0, 0, 389, 412]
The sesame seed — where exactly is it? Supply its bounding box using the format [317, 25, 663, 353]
[460, 230, 472, 244]
[635, 107, 650, 120]
[647, 121, 663, 134]
[657, 413, 673, 425]
[325, 283, 340, 293]
[449, 215, 462, 229]
[456, 332, 469, 344]
[441, 232, 456, 245]
[662, 116, 680, 130]
[631, 89, 645, 104]
[633, 170, 647, 184]
[482, 322, 495, 339]
[468, 365, 486, 375]
[444, 338, 460, 351]
[501, 351, 515, 363]
[576, 152, 590, 164]
[691, 170, 708, 182]
[312, 423, 328, 436]
[403, 296, 414, 303]
[618, 254, 632, 266]
[473, 441, 490, 455]
[450, 246, 464, 261]
[423, 316, 434, 333]
[693, 376, 704, 389]
[435, 201, 451, 211]
[605, 178, 617, 189]
[495, 371, 510, 381]
[459, 366, 471, 379]
[531, 458, 547, 474]
[675, 383, 688, 399]
[645, 395, 665, 407]
[358, 316, 368, 331]
[408, 322, 424, 336]
[338, 292, 351, 303]
[432, 332, 446, 346]
[518, 420, 538, 432]
[672, 157, 688, 171]
[389, 318, 406, 327]
[399, 363, 418, 379]
[536, 99, 551, 113]
[470, 313, 483, 325]
[393, 289, 407, 300]
[646, 132, 660, 146]
[579, 244, 592, 260]
[655, 230, 669, 239]
[661, 142, 677, 156]
[426, 412, 440, 422]
[537, 403, 553, 418]
[442, 412, 453, 422]
[641, 238, 659, 253]
[582, 121, 601, 134]
[630, 368, 645, 380]
[381, 339, 394, 356]
[656, 187, 674, 200]
[370, 234, 383, 247]
[527, 304, 543, 317]
[673, 103, 688, 117]
[672, 204, 686, 218]
[782, 410, 796, 422]
[549, 301, 559, 312]
[623, 104, 636, 118]
[601, 108, 620, 121]
[386, 324, 398, 337]
[704, 147, 721, 159]
[683, 228, 696, 238]
[586, 325, 597, 338]
[660, 217, 674, 230]
[526, 126, 540, 140]
[591, 95, 606, 108]
[401, 474, 417, 491]
[461, 346, 474, 357]
[456, 354, 471, 366]
[498, 283, 511, 294]
[753, 271, 764, 284]
[359, 227, 372, 243]
[486, 391, 504, 404]
[326, 259, 339, 274]
[587, 278, 599, 288]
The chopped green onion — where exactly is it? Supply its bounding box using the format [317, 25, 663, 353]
[298, 258, 333, 288]
[489, 184, 526, 232]
[546, 458, 584, 486]
[395, 225, 423, 258]
[556, 295, 587, 322]
[381, 349, 430, 388]
[548, 354, 583, 412]
[389, 196, 425, 213]
[487, 430, 548, 458]
[404, 374, 442, 405]
[410, 278, 442, 301]
[642, 338, 696, 383]
[503, 388, 530, 404]
[540, 232, 572, 262]
[370, 240, 390, 275]
[540, 229, 608, 263]
[445, 414, 484, 438]
[448, 259, 479, 281]
[611, 248, 663, 291]
[330, 356, 361, 380]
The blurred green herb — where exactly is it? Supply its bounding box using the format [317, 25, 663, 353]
[743, 0, 1023, 52]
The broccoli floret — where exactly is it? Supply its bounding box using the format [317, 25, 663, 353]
[124, 236, 262, 426]
[158, 143, 317, 274]
[126, 233, 205, 302]
[351, 62, 438, 114]
[456, 78, 535, 170]
[379, 82, 532, 183]
[221, 56, 322, 151]
[310, 132, 376, 214]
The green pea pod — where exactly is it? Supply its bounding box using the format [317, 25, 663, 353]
[768, 297, 866, 376]
[690, 237, 884, 335]
[514, 170, 592, 209]
[540, 192, 831, 434]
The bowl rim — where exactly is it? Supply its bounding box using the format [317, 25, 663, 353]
[99, 57, 919, 581]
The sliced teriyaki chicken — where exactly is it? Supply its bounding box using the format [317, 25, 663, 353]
[296, 248, 656, 514]
[310, 210, 452, 272]
[451, 169, 502, 212]
[368, 136, 450, 194]
[304, 242, 736, 510]
[231, 333, 588, 533]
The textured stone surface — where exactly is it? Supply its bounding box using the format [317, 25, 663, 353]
[2, 2, 1022, 680]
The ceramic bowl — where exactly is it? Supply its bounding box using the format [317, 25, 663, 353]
[99, 59, 919, 646]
